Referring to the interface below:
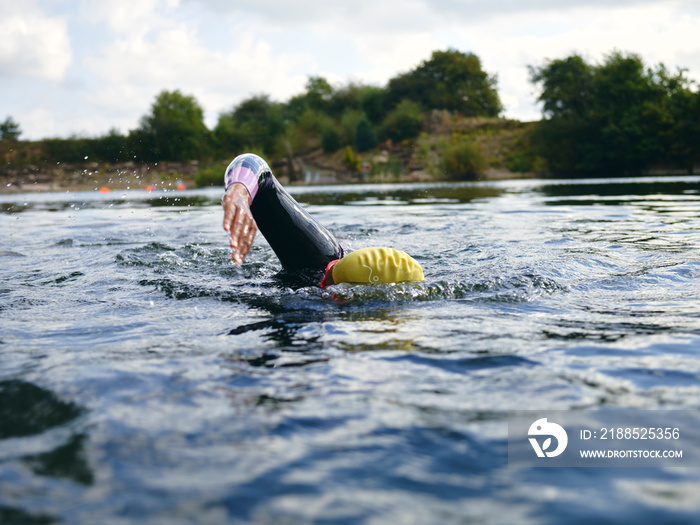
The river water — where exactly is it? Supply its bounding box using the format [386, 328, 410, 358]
[1, 176, 700, 524]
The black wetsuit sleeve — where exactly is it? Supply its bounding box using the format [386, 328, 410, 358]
[250, 171, 343, 272]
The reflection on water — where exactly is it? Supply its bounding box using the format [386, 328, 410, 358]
[2, 176, 700, 523]
[0, 380, 83, 439]
[0, 506, 57, 525]
[0, 380, 91, 523]
[23, 434, 93, 485]
[294, 182, 506, 206]
[0, 181, 504, 214]
[536, 177, 700, 200]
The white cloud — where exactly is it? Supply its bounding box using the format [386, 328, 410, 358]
[80, 0, 179, 35]
[80, 0, 346, 133]
[184, 0, 666, 29]
[21, 106, 61, 138]
[0, 1, 71, 80]
[178, 0, 700, 123]
[6, 0, 700, 139]
[462, 3, 700, 118]
[82, 13, 312, 131]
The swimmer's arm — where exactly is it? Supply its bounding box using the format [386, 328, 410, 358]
[222, 183, 257, 265]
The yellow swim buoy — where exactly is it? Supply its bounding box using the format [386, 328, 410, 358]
[320, 247, 424, 288]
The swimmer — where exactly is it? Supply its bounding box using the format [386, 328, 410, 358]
[222, 153, 423, 286]
[222, 153, 343, 271]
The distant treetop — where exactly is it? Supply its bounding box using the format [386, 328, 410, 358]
[0, 116, 21, 141]
[386, 49, 503, 117]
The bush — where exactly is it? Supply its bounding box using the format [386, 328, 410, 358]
[284, 109, 330, 153]
[507, 152, 532, 173]
[194, 165, 225, 187]
[214, 95, 285, 159]
[379, 99, 424, 142]
[340, 109, 363, 145]
[344, 146, 361, 172]
[355, 116, 378, 152]
[321, 125, 341, 153]
[42, 137, 92, 163]
[440, 139, 486, 179]
[387, 156, 402, 178]
[92, 129, 130, 163]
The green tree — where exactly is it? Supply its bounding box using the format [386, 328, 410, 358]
[0, 116, 21, 141]
[92, 128, 129, 163]
[321, 124, 341, 153]
[357, 85, 387, 124]
[340, 109, 363, 146]
[284, 108, 329, 153]
[386, 49, 502, 117]
[304, 76, 333, 112]
[355, 115, 377, 152]
[528, 54, 593, 119]
[214, 95, 285, 157]
[43, 136, 91, 163]
[327, 83, 387, 123]
[283, 79, 389, 153]
[529, 51, 697, 175]
[285, 76, 334, 121]
[379, 99, 424, 142]
[527, 54, 594, 173]
[652, 66, 700, 173]
[135, 90, 209, 162]
[587, 52, 665, 174]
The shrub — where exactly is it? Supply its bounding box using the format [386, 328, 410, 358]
[387, 156, 402, 178]
[321, 125, 341, 153]
[344, 146, 361, 172]
[194, 165, 225, 187]
[355, 116, 378, 152]
[340, 109, 363, 145]
[379, 99, 424, 142]
[440, 139, 486, 179]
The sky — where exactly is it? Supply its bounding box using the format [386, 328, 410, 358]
[1, 0, 699, 141]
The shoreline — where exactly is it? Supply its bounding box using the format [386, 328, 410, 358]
[0, 163, 539, 195]
[2, 156, 692, 195]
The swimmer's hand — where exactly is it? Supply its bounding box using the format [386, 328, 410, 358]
[222, 183, 257, 265]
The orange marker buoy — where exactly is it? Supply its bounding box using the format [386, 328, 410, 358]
[99, 187, 110, 193]
[177, 183, 186, 191]
[146, 185, 154, 192]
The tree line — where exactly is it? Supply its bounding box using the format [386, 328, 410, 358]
[2, 50, 500, 165]
[2, 48, 699, 177]
[529, 51, 699, 176]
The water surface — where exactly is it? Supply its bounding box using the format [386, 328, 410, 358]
[2, 176, 700, 524]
